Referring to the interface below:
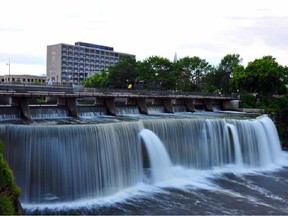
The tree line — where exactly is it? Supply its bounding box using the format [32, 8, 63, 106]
[83, 54, 288, 96]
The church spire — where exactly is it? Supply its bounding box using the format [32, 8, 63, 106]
[174, 52, 178, 63]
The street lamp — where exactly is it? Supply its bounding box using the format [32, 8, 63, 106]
[6, 59, 11, 84]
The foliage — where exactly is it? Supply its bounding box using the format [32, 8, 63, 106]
[213, 54, 243, 93]
[0, 196, 15, 215]
[232, 56, 288, 95]
[82, 69, 109, 88]
[82, 53, 288, 98]
[239, 93, 257, 108]
[33, 80, 41, 85]
[174, 56, 213, 92]
[0, 140, 21, 215]
[107, 56, 138, 89]
[136, 56, 175, 90]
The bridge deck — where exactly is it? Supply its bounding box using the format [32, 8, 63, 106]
[0, 84, 237, 100]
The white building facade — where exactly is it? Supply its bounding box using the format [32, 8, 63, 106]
[47, 42, 135, 85]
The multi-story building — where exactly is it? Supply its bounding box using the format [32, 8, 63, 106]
[0, 74, 46, 85]
[47, 42, 135, 85]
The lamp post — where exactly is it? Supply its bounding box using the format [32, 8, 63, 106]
[6, 59, 11, 84]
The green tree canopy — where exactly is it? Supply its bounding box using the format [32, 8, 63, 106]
[82, 69, 109, 88]
[233, 56, 288, 95]
[214, 54, 243, 93]
[136, 56, 175, 90]
[174, 56, 213, 92]
[107, 56, 138, 89]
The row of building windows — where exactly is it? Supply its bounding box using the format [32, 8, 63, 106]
[62, 56, 118, 61]
[62, 57, 117, 63]
[62, 62, 114, 68]
[0, 76, 46, 84]
[61, 73, 87, 78]
[74, 42, 114, 51]
[62, 65, 108, 71]
[62, 51, 118, 58]
[62, 48, 115, 55]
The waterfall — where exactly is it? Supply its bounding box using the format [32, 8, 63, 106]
[225, 123, 244, 167]
[227, 115, 283, 167]
[30, 106, 68, 119]
[143, 116, 283, 169]
[1, 114, 283, 207]
[78, 106, 107, 117]
[1, 122, 144, 204]
[0, 106, 20, 120]
[117, 106, 140, 115]
[139, 129, 172, 183]
[259, 116, 282, 163]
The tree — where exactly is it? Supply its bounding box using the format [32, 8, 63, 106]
[107, 56, 138, 89]
[235, 56, 288, 95]
[214, 54, 243, 93]
[82, 69, 109, 88]
[174, 56, 213, 92]
[136, 56, 175, 90]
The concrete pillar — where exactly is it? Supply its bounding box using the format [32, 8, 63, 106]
[57, 97, 66, 106]
[57, 97, 78, 117]
[104, 98, 116, 116]
[204, 99, 214, 111]
[221, 100, 240, 111]
[13, 97, 32, 123]
[163, 98, 174, 113]
[184, 99, 196, 112]
[45, 96, 57, 104]
[66, 98, 78, 117]
[137, 98, 148, 114]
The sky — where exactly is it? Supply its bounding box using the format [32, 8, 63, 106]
[0, 0, 288, 76]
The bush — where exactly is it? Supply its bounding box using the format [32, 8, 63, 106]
[0, 196, 15, 215]
[0, 140, 22, 215]
[239, 93, 256, 108]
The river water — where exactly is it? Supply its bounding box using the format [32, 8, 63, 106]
[1, 110, 288, 215]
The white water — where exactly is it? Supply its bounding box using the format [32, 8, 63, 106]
[1, 114, 284, 211]
[225, 123, 244, 167]
[30, 107, 68, 119]
[139, 129, 173, 183]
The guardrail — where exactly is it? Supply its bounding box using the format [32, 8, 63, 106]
[0, 84, 239, 100]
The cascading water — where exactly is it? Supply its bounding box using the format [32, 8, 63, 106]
[0, 106, 20, 120]
[225, 123, 244, 167]
[30, 106, 68, 119]
[139, 129, 173, 183]
[1, 114, 285, 214]
[1, 122, 144, 204]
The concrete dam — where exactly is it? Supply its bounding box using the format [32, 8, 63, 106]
[0, 84, 240, 122]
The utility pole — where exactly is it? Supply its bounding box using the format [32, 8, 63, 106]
[6, 59, 11, 84]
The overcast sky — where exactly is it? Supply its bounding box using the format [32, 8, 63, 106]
[0, 0, 288, 76]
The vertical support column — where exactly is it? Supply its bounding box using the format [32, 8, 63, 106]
[137, 98, 148, 114]
[221, 100, 240, 111]
[12, 97, 32, 123]
[57, 97, 78, 117]
[184, 99, 196, 112]
[204, 99, 214, 111]
[104, 98, 116, 116]
[163, 98, 174, 113]
[57, 97, 66, 106]
[66, 98, 78, 117]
